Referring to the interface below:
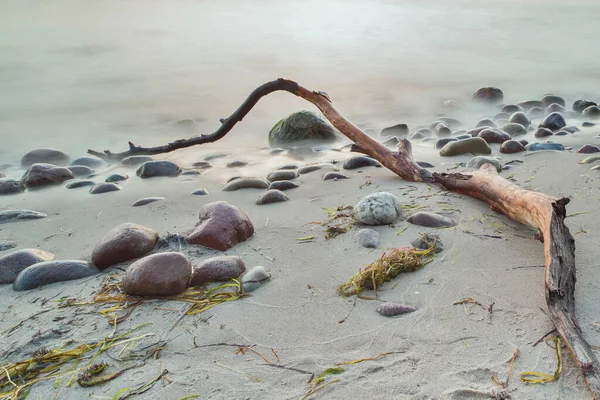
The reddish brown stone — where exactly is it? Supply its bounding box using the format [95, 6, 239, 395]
[21, 163, 75, 188]
[577, 144, 600, 154]
[123, 252, 191, 296]
[189, 256, 246, 286]
[91, 223, 159, 269]
[187, 201, 254, 251]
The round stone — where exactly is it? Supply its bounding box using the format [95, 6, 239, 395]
[472, 87, 503, 104]
[500, 123, 526, 136]
[475, 119, 495, 128]
[509, 112, 531, 128]
[573, 100, 598, 114]
[256, 189, 289, 205]
[539, 112, 566, 131]
[0, 249, 54, 284]
[123, 252, 191, 296]
[188, 201, 254, 251]
[478, 128, 511, 144]
[380, 124, 408, 137]
[21, 148, 70, 168]
[582, 106, 600, 120]
[407, 211, 456, 228]
[91, 223, 159, 269]
[241, 266, 271, 292]
[439, 137, 491, 156]
[66, 180, 96, 189]
[535, 128, 553, 138]
[268, 110, 338, 147]
[21, 163, 75, 188]
[70, 156, 106, 169]
[355, 229, 380, 248]
[189, 256, 246, 286]
[352, 192, 402, 226]
[500, 140, 526, 154]
[191, 188, 209, 195]
[136, 161, 181, 178]
[343, 156, 381, 170]
[68, 165, 95, 177]
[323, 172, 349, 181]
[540, 95, 565, 107]
[132, 197, 165, 207]
[268, 180, 299, 191]
[122, 156, 154, 167]
[105, 173, 129, 183]
[13, 260, 99, 291]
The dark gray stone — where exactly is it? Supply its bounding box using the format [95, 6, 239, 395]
[277, 164, 299, 170]
[547, 103, 565, 113]
[105, 173, 128, 183]
[68, 165, 94, 177]
[343, 156, 381, 170]
[509, 112, 531, 128]
[13, 260, 99, 291]
[0, 178, 25, 195]
[70, 156, 106, 169]
[528, 107, 545, 117]
[323, 172, 349, 181]
[355, 228, 379, 248]
[21, 148, 70, 168]
[407, 212, 456, 228]
[266, 170, 298, 182]
[191, 188, 209, 195]
[582, 122, 596, 127]
[191, 161, 212, 169]
[472, 87, 503, 104]
[501, 105, 523, 113]
[577, 144, 600, 154]
[256, 189, 289, 205]
[204, 153, 227, 161]
[573, 100, 598, 114]
[382, 136, 400, 147]
[380, 124, 408, 137]
[411, 234, 443, 253]
[500, 123, 527, 136]
[376, 303, 418, 317]
[582, 106, 600, 120]
[132, 197, 165, 206]
[535, 127, 553, 138]
[180, 170, 201, 176]
[222, 177, 269, 191]
[89, 182, 121, 194]
[475, 119, 495, 128]
[541, 95, 565, 107]
[268, 180, 299, 191]
[478, 128, 511, 144]
[227, 161, 248, 168]
[298, 163, 338, 175]
[0, 249, 54, 284]
[66, 180, 96, 189]
[136, 161, 181, 178]
[0, 210, 47, 224]
[539, 112, 566, 131]
[434, 123, 452, 137]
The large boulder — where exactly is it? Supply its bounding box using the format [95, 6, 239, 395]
[188, 201, 254, 250]
[189, 255, 246, 286]
[352, 192, 402, 226]
[91, 223, 159, 269]
[21, 148, 70, 168]
[21, 163, 75, 188]
[268, 110, 338, 147]
[0, 249, 54, 284]
[123, 252, 191, 296]
[13, 260, 99, 291]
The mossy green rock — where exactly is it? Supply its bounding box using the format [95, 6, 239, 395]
[268, 110, 338, 147]
[439, 137, 491, 156]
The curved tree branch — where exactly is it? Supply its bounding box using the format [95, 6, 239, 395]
[89, 78, 599, 397]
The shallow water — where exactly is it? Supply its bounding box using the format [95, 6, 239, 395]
[1, 0, 600, 164]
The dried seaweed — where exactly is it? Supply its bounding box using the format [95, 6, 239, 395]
[337, 243, 436, 298]
[322, 206, 354, 239]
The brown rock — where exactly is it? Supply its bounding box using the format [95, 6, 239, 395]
[91, 223, 159, 269]
[500, 140, 526, 154]
[21, 163, 75, 188]
[189, 256, 246, 286]
[123, 252, 191, 296]
[188, 201, 254, 251]
[577, 144, 600, 154]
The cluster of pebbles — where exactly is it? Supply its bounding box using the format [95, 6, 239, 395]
[1, 87, 599, 318]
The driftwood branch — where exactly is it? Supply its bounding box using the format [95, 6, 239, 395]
[90, 79, 599, 397]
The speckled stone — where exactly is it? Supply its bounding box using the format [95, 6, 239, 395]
[352, 192, 402, 225]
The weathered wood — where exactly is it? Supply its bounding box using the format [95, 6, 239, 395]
[90, 79, 599, 397]
[435, 166, 600, 397]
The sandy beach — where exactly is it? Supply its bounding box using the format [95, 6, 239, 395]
[1, 113, 600, 399]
